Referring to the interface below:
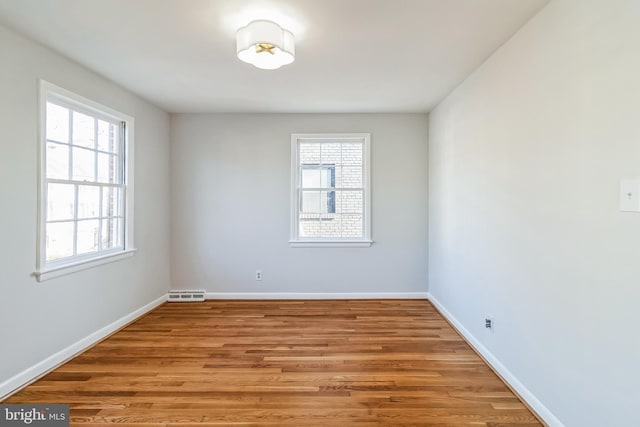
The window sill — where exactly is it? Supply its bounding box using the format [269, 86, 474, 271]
[35, 249, 137, 282]
[289, 240, 373, 248]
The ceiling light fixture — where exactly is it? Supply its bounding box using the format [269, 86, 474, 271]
[236, 20, 295, 70]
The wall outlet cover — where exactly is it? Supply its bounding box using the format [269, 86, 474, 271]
[620, 179, 640, 212]
[485, 315, 494, 332]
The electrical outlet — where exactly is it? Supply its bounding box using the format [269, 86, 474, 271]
[255, 270, 263, 281]
[484, 315, 494, 332]
[620, 179, 640, 212]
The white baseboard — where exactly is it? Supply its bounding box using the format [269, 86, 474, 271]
[427, 293, 564, 427]
[206, 292, 428, 300]
[0, 294, 167, 401]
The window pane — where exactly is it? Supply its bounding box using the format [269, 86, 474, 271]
[301, 190, 335, 214]
[97, 120, 109, 151]
[97, 153, 109, 183]
[341, 215, 363, 238]
[320, 143, 341, 165]
[97, 153, 119, 183]
[300, 191, 321, 213]
[111, 154, 121, 184]
[72, 147, 95, 182]
[73, 111, 95, 148]
[301, 168, 321, 188]
[320, 215, 341, 238]
[46, 142, 69, 180]
[102, 187, 121, 217]
[46, 221, 74, 260]
[101, 218, 122, 249]
[342, 166, 363, 188]
[323, 190, 335, 213]
[298, 214, 321, 237]
[301, 167, 334, 189]
[342, 143, 363, 165]
[321, 167, 334, 188]
[97, 120, 120, 154]
[47, 183, 75, 221]
[78, 185, 100, 219]
[46, 103, 69, 143]
[77, 219, 99, 254]
[111, 124, 120, 155]
[338, 190, 363, 214]
[299, 143, 320, 164]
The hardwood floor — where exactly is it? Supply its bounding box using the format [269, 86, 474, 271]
[4, 300, 543, 426]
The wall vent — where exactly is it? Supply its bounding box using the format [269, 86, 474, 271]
[168, 290, 206, 302]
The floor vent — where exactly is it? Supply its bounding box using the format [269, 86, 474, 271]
[168, 290, 206, 302]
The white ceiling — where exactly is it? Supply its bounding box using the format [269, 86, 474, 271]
[0, 0, 550, 113]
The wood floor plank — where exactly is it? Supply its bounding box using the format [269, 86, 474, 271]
[3, 300, 543, 426]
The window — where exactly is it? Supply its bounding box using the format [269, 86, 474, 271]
[290, 133, 372, 247]
[36, 81, 135, 281]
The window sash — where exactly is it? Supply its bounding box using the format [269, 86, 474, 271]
[44, 183, 126, 263]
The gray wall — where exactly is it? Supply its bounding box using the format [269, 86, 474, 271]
[170, 113, 428, 295]
[0, 25, 171, 387]
[428, 0, 640, 425]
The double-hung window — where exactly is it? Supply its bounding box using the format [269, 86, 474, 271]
[36, 81, 135, 281]
[290, 133, 372, 247]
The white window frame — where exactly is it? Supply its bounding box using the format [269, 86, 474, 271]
[36, 80, 136, 281]
[290, 133, 372, 248]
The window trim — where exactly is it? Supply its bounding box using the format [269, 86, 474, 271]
[290, 133, 372, 247]
[35, 80, 136, 281]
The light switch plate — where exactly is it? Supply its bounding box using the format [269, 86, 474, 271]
[620, 179, 640, 212]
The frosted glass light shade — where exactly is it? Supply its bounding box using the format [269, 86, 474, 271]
[236, 20, 295, 70]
